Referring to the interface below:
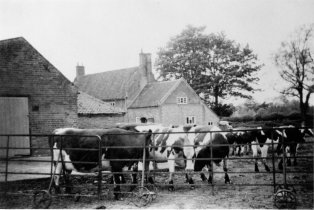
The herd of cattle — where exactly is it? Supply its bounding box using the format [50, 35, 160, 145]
[48, 123, 313, 199]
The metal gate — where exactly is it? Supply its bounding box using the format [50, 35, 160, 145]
[0, 127, 313, 208]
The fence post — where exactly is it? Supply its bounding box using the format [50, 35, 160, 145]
[5, 136, 10, 190]
[152, 133, 156, 182]
[271, 130, 276, 193]
[97, 135, 102, 200]
[282, 130, 287, 188]
[50, 135, 54, 183]
[210, 131, 214, 196]
[141, 137, 146, 188]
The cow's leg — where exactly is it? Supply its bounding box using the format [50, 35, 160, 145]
[185, 171, 195, 190]
[52, 162, 63, 193]
[293, 144, 299, 166]
[251, 141, 259, 172]
[240, 145, 245, 156]
[223, 158, 230, 184]
[278, 157, 283, 170]
[229, 145, 234, 156]
[244, 144, 249, 155]
[52, 145, 62, 193]
[167, 152, 176, 191]
[261, 145, 270, 172]
[130, 163, 138, 191]
[286, 146, 291, 166]
[113, 172, 122, 200]
[207, 164, 213, 184]
[62, 151, 75, 194]
[143, 160, 154, 185]
[235, 146, 241, 156]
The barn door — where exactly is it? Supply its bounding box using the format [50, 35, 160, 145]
[0, 97, 30, 158]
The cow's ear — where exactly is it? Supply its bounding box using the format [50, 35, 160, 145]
[183, 125, 192, 132]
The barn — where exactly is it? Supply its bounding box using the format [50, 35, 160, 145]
[0, 37, 123, 157]
[75, 53, 219, 126]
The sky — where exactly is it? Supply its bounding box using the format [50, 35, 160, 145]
[1, 0, 314, 105]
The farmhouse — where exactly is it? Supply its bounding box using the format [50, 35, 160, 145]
[0, 37, 123, 157]
[74, 53, 219, 126]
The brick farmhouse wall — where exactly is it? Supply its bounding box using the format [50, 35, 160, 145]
[127, 107, 160, 124]
[78, 114, 126, 129]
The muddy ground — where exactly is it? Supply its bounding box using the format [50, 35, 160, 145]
[0, 137, 313, 209]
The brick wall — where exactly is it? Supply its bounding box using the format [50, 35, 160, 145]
[0, 38, 78, 155]
[78, 115, 125, 128]
[127, 107, 160, 124]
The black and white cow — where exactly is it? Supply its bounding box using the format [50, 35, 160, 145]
[191, 125, 231, 184]
[276, 125, 313, 170]
[230, 127, 281, 172]
[49, 128, 152, 200]
[117, 124, 232, 190]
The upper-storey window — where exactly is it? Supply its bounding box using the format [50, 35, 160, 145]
[110, 102, 115, 107]
[186, 116, 196, 124]
[177, 97, 188, 104]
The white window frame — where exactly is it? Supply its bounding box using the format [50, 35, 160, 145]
[177, 97, 188, 104]
[186, 116, 196, 124]
[110, 102, 116, 107]
[135, 117, 141, 123]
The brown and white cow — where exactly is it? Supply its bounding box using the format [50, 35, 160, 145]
[49, 127, 152, 200]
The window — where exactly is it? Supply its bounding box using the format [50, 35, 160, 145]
[177, 97, 188, 104]
[186, 116, 196, 124]
[208, 122, 213, 125]
[110, 102, 115, 107]
[135, 117, 148, 123]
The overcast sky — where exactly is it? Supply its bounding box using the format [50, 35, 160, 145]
[1, 0, 314, 105]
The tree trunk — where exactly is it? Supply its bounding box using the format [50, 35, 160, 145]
[299, 100, 308, 126]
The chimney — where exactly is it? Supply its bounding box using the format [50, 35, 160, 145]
[139, 52, 154, 83]
[76, 64, 85, 77]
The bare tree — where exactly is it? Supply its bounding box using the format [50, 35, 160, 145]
[274, 24, 314, 124]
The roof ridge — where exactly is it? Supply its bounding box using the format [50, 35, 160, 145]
[0, 37, 26, 44]
[80, 66, 138, 78]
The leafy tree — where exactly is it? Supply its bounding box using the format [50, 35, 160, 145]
[274, 24, 314, 124]
[155, 25, 263, 108]
[207, 102, 235, 117]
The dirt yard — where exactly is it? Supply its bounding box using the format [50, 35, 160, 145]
[1, 137, 313, 209]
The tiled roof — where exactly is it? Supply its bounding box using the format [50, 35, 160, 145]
[74, 67, 139, 100]
[78, 91, 124, 115]
[129, 80, 181, 108]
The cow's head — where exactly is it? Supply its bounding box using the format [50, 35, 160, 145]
[188, 125, 224, 171]
[301, 127, 314, 137]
